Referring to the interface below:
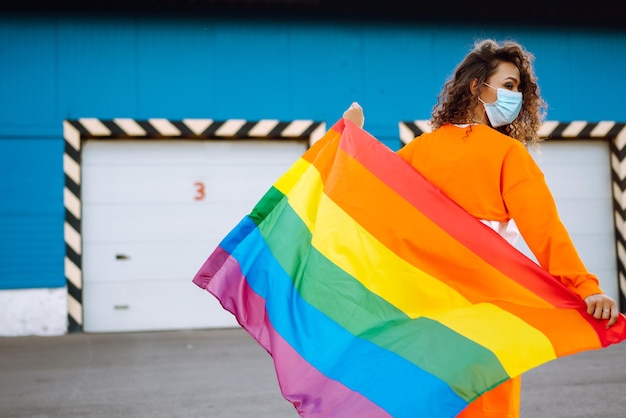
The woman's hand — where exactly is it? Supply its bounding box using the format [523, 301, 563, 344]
[585, 293, 619, 327]
[343, 102, 364, 128]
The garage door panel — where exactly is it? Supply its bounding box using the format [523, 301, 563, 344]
[83, 241, 222, 282]
[531, 142, 611, 200]
[83, 139, 306, 165]
[83, 280, 238, 333]
[571, 236, 616, 267]
[83, 139, 306, 332]
[83, 202, 255, 242]
[518, 232, 614, 258]
[556, 199, 614, 234]
[540, 167, 611, 200]
[82, 165, 284, 204]
[531, 141, 609, 164]
[577, 243, 615, 274]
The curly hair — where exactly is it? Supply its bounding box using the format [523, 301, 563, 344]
[431, 39, 548, 146]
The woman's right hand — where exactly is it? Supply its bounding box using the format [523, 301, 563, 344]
[584, 293, 619, 327]
[343, 102, 364, 128]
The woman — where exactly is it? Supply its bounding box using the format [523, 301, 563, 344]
[344, 39, 618, 418]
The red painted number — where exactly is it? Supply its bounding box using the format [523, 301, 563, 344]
[194, 181, 205, 201]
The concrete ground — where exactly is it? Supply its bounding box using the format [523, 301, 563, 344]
[1, 327, 625, 418]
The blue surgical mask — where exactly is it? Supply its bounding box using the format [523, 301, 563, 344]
[479, 83, 523, 127]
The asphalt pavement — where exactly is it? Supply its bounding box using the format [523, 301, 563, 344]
[1, 327, 625, 418]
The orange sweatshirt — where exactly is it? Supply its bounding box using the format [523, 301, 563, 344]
[398, 124, 603, 418]
[397, 123, 603, 300]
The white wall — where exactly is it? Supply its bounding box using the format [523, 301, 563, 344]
[0, 288, 67, 336]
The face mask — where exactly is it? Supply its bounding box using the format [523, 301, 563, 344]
[479, 83, 523, 127]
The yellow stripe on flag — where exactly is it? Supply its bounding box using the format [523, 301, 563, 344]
[433, 305, 557, 377]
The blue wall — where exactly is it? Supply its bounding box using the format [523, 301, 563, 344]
[1, 13, 626, 289]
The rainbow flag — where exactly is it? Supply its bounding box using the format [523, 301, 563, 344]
[193, 119, 626, 417]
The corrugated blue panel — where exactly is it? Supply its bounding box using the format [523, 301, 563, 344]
[56, 16, 139, 119]
[0, 16, 57, 134]
[212, 19, 292, 120]
[287, 21, 363, 120]
[0, 214, 65, 289]
[0, 139, 65, 289]
[567, 32, 626, 121]
[135, 17, 219, 118]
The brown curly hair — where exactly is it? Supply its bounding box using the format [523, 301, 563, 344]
[431, 39, 548, 146]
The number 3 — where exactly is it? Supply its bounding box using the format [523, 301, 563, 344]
[194, 181, 205, 201]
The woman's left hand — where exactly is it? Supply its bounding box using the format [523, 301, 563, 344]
[343, 102, 365, 128]
[584, 293, 619, 328]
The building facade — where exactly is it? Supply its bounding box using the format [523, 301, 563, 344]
[1, 2, 626, 335]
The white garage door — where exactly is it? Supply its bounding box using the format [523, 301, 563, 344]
[82, 139, 308, 333]
[517, 140, 618, 301]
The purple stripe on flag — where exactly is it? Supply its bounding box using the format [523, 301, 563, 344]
[193, 246, 392, 418]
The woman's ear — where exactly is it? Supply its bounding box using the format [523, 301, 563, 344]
[469, 78, 479, 95]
